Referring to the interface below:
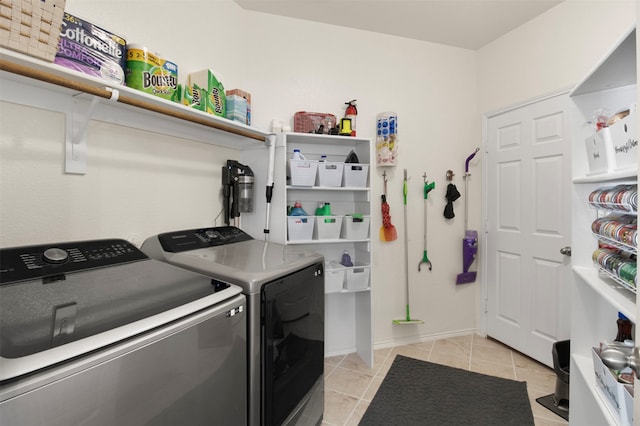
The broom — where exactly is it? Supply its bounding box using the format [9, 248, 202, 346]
[393, 169, 423, 325]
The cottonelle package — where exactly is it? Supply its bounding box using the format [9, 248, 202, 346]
[55, 13, 127, 85]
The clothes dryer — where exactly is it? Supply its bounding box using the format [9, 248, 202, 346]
[142, 226, 324, 426]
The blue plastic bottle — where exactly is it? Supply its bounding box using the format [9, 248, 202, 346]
[289, 201, 308, 216]
[340, 250, 353, 267]
[292, 149, 305, 160]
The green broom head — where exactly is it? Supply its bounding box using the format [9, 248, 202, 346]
[393, 304, 424, 325]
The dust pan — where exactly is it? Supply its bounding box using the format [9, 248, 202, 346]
[394, 169, 423, 325]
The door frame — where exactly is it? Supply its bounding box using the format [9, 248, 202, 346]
[478, 86, 574, 338]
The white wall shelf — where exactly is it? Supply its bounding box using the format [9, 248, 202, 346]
[286, 186, 370, 192]
[0, 48, 271, 174]
[573, 168, 637, 184]
[569, 26, 637, 425]
[572, 353, 617, 425]
[241, 132, 374, 366]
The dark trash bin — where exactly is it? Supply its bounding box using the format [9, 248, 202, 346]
[552, 339, 570, 409]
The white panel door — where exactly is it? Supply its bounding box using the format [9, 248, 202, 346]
[485, 92, 572, 367]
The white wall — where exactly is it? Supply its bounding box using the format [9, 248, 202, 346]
[478, 0, 636, 114]
[0, 0, 635, 350]
[0, 0, 479, 349]
[240, 12, 480, 345]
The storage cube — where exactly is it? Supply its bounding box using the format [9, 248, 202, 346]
[343, 164, 369, 187]
[324, 261, 346, 293]
[288, 159, 318, 186]
[345, 263, 370, 290]
[592, 347, 634, 425]
[341, 215, 370, 240]
[314, 216, 343, 240]
[317, 162, 344, 187]
[585, 130, 615, 174]
[608, 112, 638, 171]
[287, 216, 314, 241]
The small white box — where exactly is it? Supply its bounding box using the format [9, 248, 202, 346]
[287, 216, 314, 241]
[585, 130, 615, 174]
[314, 216, 343, 240]
[343, 164, 369, 187]
[345, 263, 370, 290]
[341, 215, 370, 240]
[609, 112, 638, 171]
[324, 261, 346, 293]
[317, 162, 344, 187]
[288, 159, 318, 186]
[592, 347, 634, 426]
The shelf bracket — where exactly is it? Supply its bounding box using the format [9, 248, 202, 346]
[65, 88, 119, 174]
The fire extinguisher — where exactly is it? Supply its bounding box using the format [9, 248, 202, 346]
[345, 100, 357, 137]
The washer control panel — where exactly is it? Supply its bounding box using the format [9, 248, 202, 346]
[158, 226, 253, 253]
[0, 239, 147, 284]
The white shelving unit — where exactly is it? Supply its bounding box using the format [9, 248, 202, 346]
[569, 27, 637, 426]
[242, 132, 374, 366]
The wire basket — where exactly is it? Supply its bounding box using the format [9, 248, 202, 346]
[0, 0, 65, 62]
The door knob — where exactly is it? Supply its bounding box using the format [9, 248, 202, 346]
[560, 246, 571, 256]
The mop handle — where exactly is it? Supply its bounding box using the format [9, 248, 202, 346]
[465, 147, 480, 174]
[464, 148, 479, 232]
[403, 169, 409, 308]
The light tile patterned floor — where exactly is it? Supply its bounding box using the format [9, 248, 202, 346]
[322, 335, 569, 426]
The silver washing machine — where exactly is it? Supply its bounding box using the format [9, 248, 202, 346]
[0, 238, 247, 425]
[142, 226, 324, 426]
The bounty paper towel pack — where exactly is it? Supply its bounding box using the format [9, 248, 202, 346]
[125, 45, 179, 102]
[188, 69, 226, 117]
[55, 13, 127, 85]
[182, 84, 207, 111]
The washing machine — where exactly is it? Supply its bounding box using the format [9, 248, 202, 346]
[0, 238, 247, 425]
[141, 226, 324, 426]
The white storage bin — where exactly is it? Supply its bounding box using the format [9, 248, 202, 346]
[314, 216, 343, 240]
[341, 215, 370, 240]
[288, 159, 318, 186]
[592, 347, 634, 425]
[317, 162, 344, 187]
[585, 130, 615, 174]
[345, 263, 370, 290]
[343, 164, 369, 187]
[324, 261, 346, 293]
[608, 112, 638, 171]
[287, 216, 314, 241]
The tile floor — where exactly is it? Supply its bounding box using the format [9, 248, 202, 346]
[322, 335, 569, 426]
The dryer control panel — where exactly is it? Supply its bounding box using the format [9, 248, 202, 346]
[0, 239, 147, 284]
[158, 226, 253, 253]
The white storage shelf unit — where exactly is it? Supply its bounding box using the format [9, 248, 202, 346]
[569, 27, 638, 426]
[243, 132, 374, 366]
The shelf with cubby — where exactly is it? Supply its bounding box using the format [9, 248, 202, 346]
[569, 26, 638, 426]
[239, 132, 374, 366]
